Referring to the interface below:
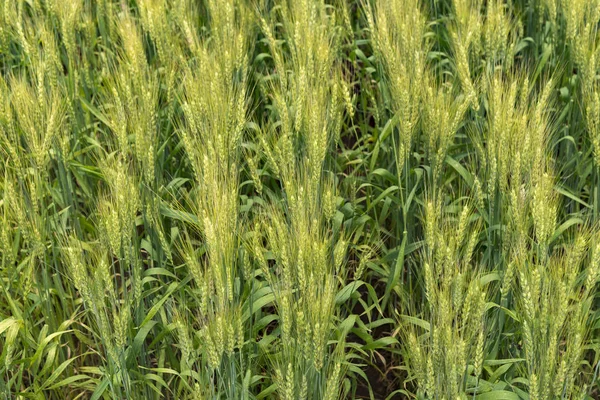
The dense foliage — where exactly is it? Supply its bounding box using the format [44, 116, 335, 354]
[0, 0, 599, 399]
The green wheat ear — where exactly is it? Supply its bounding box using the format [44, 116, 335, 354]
[1, 0, 599, 398]
[367, 0, 428, 178]
[401, 197, 488, 398]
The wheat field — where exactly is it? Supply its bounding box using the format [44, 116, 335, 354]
[0, 0, 599, 399]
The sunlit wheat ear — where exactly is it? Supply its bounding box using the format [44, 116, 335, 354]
[260, 0, 344, 180]
[255, 1, 350, 396]
[449, 0, 482, 101]
[137, 0, 171, 64]
[583, 82, 600, 167]
[367, 0, 428, 174]
[565, 0, 600, 80]
[136, 0, 184, 119]
[165, 1, 254, 395]
[567, 1, 600, 178]
[473, 71, 554, 213]
[179, 1, 249, 186]
[95, 156, 142, 305]
[177, 0, 250, 300]
[421, 76, 472, 184]
[50, 0, 82, 66]
[60, 237, 122, 366]
[449, 0, 523, 107]
[402, 198, 488, 398]
[6, 65, 67, 171]
[0, 76, 22, 174]
[104, 67, 159, 184]
[513, 227, 598, 398]
[482, 0, 521, 66]
[0, 174, 15, 270]
[531, 171, 557, 249]
[98, 13, 160, 185]
[0, 63, 66, 263]
[37, 24, 61, 90]
[1, 0, 599, 397]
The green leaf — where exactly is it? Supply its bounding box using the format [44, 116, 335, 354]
[336, 281, 365, 304]
[371, 168, 397, 183]
[363, 336, 398, 350]
[159, 204, 200, 226]
[46, 375, 92, 390]
[338, 315, 357, 336]
[30, 330, 73, 367]
[144, 268, 177, 279]
[480, 273, 500, 286]
[0, 317, 20, 335]
[383, 231, 407, 308]
[139, 282, 178, 328]
[550, 217, 583, 244]
[476, 390, 519, 400]
[488, 362, 516, 383]
[243, 293, 275, 322]
[130, 321, 158, 362]
[400, 315, 431, 331]
[90, 377, 110, 400]
[366, 186, 399, 212]
[445, 154, 474, 187]
[484, 358, 525, 367]
[40, 356, 81, 389]
[555, 185, 592, 208]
